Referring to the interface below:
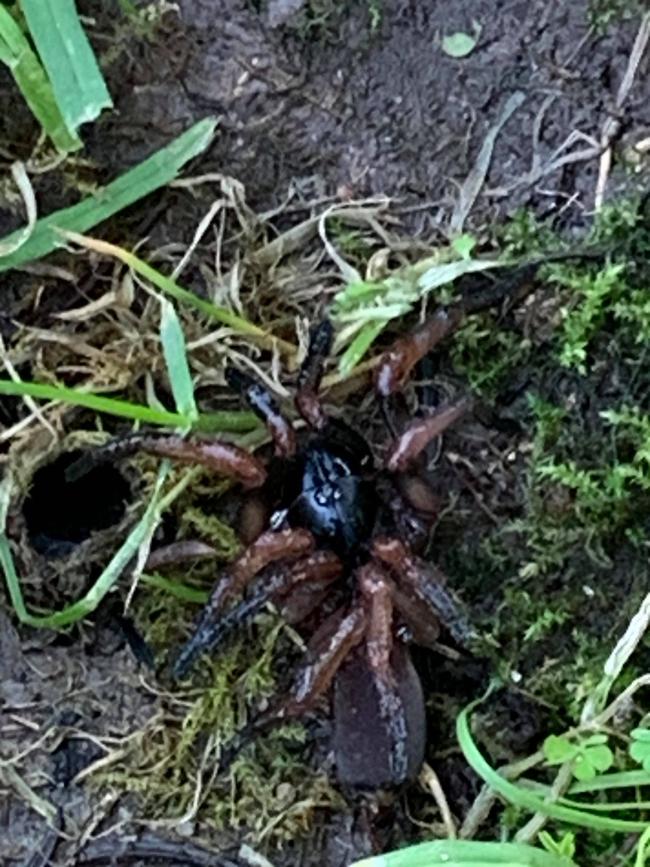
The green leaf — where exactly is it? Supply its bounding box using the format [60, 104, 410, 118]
[582, 734, 609, 746]
[418, 257, 500, 292]
[351, 839, 578, 867]
[538, 832, 576, 859]
[0, 118, 218, 272]
[332, 253, 504, 371]
[586, 744, 614, 773]
[159, 299, 197, 422]
[572, 753, 597, 782]
[630, 739, 650, 772]
[458, 699, 648, 832]
[21, 0, 112, 132]
[543, 734, 578, 765]
[0, 377, 259, 432]
[338, 320, 388, 375]
[452, 233, 477, 260]
[442, 28, 479, 59]
[631, 728, 650, 743]
[0, 6, 81, 152]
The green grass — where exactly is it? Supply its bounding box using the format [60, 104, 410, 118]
[0, 378, 259, 432]
[332, 245, 503, 373]
[0, 0, 111, 150]
[353, 840, 578, 867]
[0, 5, 81, 152]
[21, 0, 112, 132]
[0, 119, 218, 271]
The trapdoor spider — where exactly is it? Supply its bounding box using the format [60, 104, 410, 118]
[76, 304, 485, 789]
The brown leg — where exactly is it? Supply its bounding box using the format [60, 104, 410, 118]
[216, 605, 365, 772]
[278, 606, 366, 719]
[295, 320, 333, 430]
[65, 434, 267, 489]
[372, 537, 476, 646]
[274, 550, 344, 624]
[225, 367, 296, 458]
[173, 551, 343, 668]
[385, 399, 470, 472]
[173, 528, 314, 676]
[375, 308, 464, 398]
[356, 562, 412, 784]
[374, 263, 544, 399]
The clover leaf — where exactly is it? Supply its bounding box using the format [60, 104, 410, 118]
[630, 728, 650, 772]
[543, 733, 614, 782]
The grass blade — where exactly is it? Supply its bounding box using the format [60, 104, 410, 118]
[0, 378, 259, 432]
[338, 320, 388, 376]
[352, 840, 578, 867]
[159, 299, 197, 421]
[457, 699, 648, 832]
[21, 0, 112, 131]
[60, 232, 297, 358]
[141, 572, 209, 604]
[0, 118, 217, 272]
[0, 464, 193, 628]
[0, 162, 37, 257]
[332, 254, 503, 371]
[0, 6, 81, 152]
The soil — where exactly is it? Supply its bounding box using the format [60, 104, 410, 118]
[2, 1, 650, 865]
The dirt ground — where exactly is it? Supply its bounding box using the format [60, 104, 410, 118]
[2, 1, 650, 865]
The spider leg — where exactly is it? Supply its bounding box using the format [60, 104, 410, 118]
[65, 434, 267, 488]
[374, 263, 543, 399]
[273, 550, 344, 624]
[295, 319, 334, 430]
[355, 563, 412, 784]
[173, 551, 342, 664]
[372, 536, 476, 646]
[274, 605, 367, 720]
[225, 366, 296, 458]
[384, 399, 470, 472]
[214, 602, 364, 773]
[173, 528, 315, 676]
[375, 308, 464, 398]
[332, 562, 427, 787]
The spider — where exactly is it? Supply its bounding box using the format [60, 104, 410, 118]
[62, 253, 600, 789]
[77, 301, 483, 790]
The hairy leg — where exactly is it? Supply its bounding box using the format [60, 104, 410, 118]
[375, 308, 464, 398]
[372, 536, 476, 646]
[172, 551, 342, 669]
[225, 366, 296, 457]
[173, 528, 315, 676]
[65, 433, 267, 489]
[356, 563, 411, 784]
[384, 399, 470, 472]
[374, 262, 545, 399]
[295, 319, 334, 430]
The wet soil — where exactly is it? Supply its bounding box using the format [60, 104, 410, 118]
[2, 1, 650, 865]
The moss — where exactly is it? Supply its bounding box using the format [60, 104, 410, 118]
[588, 0, 644, 32]
[104, 587, 342, 842]
[440, 199, 650, 737]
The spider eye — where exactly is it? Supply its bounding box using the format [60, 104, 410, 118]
[331, 457, 351, 477]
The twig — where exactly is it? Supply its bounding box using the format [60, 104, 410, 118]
[595, 11, 650, 210]
[450, 91, 526, 233]
[419, 762, 457, 838]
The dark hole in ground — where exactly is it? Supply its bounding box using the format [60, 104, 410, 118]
[23, 451, 131, 556]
